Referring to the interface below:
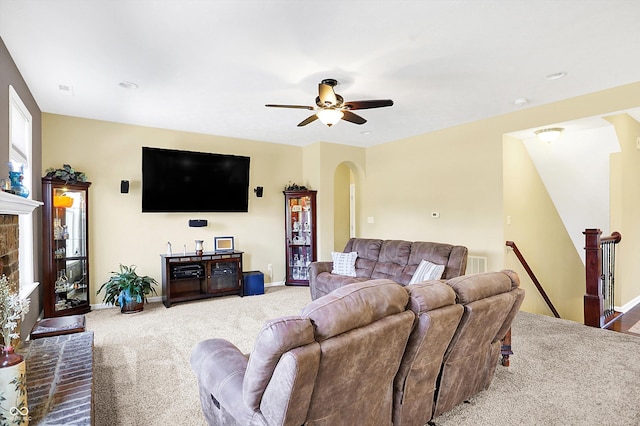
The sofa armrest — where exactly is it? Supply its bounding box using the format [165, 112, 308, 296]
[190, 338, 253, 424]
[309, 261, 333, 299]
[309, 261, 332, 277]
[444, 245, 468, 279]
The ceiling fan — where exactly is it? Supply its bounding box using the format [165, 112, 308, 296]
[265, 79, 394, 127]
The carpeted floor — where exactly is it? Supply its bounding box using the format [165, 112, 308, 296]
[85, 285, 640, 425]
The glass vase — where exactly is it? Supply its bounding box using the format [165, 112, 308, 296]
[7, 162, 29, 198]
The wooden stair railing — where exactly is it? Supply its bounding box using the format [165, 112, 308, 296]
[505, 240, 561, 318]
[584, 229, 622, 328]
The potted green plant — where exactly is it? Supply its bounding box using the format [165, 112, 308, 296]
[97, 264, 158, 314]
[44, 164, 88, 184]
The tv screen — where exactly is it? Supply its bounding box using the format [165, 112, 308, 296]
[142, 147, 250, 213]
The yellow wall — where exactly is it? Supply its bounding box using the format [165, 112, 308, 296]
[503, 135, 585, 321]
[42, 82, 640, 318]
[333, 163, 351, 251]
[43, 114, 302, 301]
[303, 142, 366, 261]
[364, 121, 504, 270]
[606, 113, 640, 306]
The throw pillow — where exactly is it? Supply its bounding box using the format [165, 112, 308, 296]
[409, 259, 445, 284]
[331, 251, 358, 277]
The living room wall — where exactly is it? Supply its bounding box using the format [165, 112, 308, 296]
[359, 82, 640, 322]
[42, 114, 304, 304]
[0, 37, 43, 333]
[606, 113, 640, 308]
[40, 80, 640, 319]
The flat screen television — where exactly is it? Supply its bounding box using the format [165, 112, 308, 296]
[142, 147, 250, 213]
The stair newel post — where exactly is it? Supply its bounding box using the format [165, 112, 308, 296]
[584, 228, 604, 327]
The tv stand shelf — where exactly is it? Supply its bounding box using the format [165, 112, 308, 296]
[160, 251, 244, 308]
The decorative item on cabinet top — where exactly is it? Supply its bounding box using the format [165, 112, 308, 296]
[44, 164, 88, 184]
[214, 236, 235, 252]
[284, 182, 307, 191]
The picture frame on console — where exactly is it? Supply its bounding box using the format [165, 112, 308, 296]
[214, 236, 234, 252]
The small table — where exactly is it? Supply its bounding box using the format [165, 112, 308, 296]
[30, 314, 86, 339]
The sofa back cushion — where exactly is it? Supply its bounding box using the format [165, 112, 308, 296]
[393, 282, 464, 426]
[300, 279, 415, 424]
[433, 270, 523, 418]
[371, 240, 412, 281]
[401, 241, 468, 282]
[243, 316, 316, 410]
[301, 278, 409, 340]
[344, 238, 382, 278]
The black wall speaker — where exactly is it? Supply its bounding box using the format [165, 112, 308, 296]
[189, 219, 208, 227]
[120, 180, 129, 194]
[254, 186, 264, 197]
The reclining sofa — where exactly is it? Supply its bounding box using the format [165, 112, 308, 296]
[191, 270, 525, 426]
[309, 238, 468, 300]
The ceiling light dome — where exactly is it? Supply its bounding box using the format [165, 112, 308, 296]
[316, 109, 344, 127]
[535, 127, 564, 143]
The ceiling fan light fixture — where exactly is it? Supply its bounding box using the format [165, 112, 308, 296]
[317, 109, 344, 127]
[535, 127, 564, 143]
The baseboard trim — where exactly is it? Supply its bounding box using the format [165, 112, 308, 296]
[615, 294, 640, 313]
[92, 281, 286, 310]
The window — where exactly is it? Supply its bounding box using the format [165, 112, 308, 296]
[9, 85, 35, 294]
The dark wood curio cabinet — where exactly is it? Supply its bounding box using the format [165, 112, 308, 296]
[283, 190, 317, 286]
[42, 177, 91, 317]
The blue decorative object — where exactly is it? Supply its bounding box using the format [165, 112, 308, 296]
[7, 162, 29, 198]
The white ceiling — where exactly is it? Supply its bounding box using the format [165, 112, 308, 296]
[1, 0, 639, 147]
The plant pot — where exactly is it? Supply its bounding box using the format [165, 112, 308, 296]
[120, 301, 144, 314]
[0, 346, 29, 425]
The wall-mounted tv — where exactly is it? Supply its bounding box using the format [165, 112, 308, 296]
[142, 147, 250, 213]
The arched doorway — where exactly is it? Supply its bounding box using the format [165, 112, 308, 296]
[333, 162, 358, 251]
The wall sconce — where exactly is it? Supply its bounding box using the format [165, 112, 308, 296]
[254, 186, 264, 197]
[535, 127, 564, 143]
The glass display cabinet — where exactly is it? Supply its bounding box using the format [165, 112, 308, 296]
[42, 177, 91, 317]
[283, 190, 317, 286]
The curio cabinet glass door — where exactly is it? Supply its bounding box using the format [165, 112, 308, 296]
[284, 190, 317, 286]
[42, 177, 91, 317]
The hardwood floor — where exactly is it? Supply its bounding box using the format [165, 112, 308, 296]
[605, 303, 640, 336]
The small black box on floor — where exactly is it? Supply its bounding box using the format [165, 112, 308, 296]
[243, 271, 264, 296]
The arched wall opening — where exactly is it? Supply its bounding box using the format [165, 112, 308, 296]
[333, 161, 363, 252]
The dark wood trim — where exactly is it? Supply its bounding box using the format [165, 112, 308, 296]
[583, 229, 622, 328]
[506, 241, 560, 318]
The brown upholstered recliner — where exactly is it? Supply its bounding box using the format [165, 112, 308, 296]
[392, 281, 464, 426]
[190, 279, 415, 426]
[432, 270, 525, 419]
[393, 281, 464, 425]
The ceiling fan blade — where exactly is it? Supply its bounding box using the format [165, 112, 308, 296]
[297, 114, 319, 127]
[265, 104, 314, 110]
[318, 83, 338, 106]
[341, 110, 367, 125]
[343, 99, 394, 110]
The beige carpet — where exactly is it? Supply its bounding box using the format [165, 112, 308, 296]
[86, 285, 640, 426]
